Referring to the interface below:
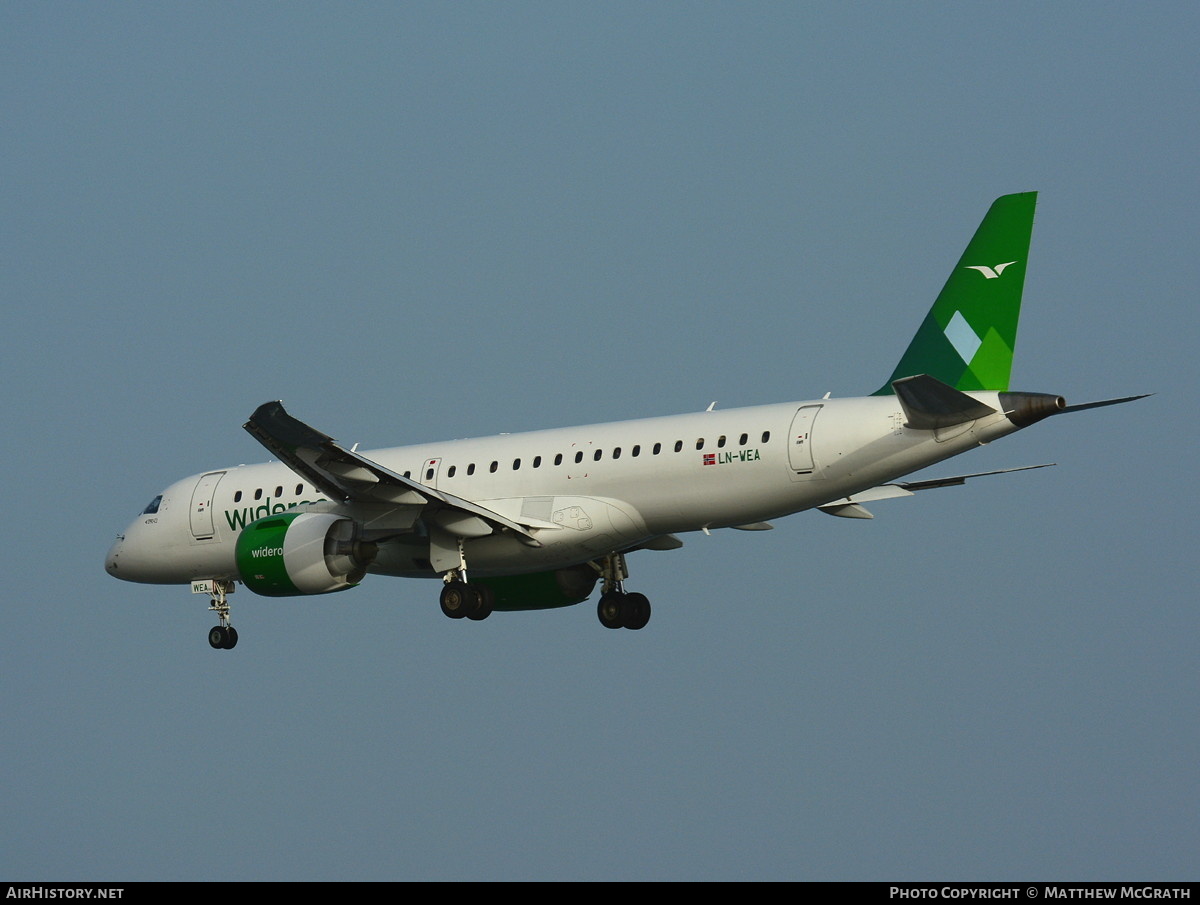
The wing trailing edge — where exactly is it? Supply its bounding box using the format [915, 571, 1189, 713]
[243, 401, 542, 544]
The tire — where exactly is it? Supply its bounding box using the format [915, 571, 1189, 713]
[467, 584, 493, 621]
[223, 626, 239, 649]
[597, 592, 625, 629]
[621, 593, 651, 630]
[208, 626, 226, 649]
[440, 582, 470, 619]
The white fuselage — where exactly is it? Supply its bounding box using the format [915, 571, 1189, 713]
[105, 391, 1021, 587]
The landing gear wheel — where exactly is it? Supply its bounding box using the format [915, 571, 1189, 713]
[440, 581, 473, 619]
[597, 592, 625, 629]
[466, 584, 494, 621]
[207, 625, 238, 649]
[621, 593, 651, 631]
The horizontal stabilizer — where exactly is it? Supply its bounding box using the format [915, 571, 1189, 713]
[819, 503, 874, 519]
[825, 485, 915, 504]
[818, 463, 1054, 519]
[893, 374, 997, 430]
[818, 485, 913, 517]
[894, 463, 1055, 491]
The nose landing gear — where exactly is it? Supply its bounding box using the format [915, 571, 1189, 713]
[204, 580, 239, 649]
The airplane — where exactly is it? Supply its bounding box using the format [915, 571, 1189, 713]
[104, 192, 1146, 648]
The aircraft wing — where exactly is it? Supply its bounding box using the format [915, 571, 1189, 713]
[818, 463, 1055, 518]
[243, 401, 541, 543]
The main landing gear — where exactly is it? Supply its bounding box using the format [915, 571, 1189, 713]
[595, 552, 651, 630]
[439, 578, 494, 621]
[434, 544, 651, 630]
[205, 580, 239, 649]
[437, 535, 494, 621]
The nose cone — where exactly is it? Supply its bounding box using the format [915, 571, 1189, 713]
[104, 520, 173, 583]
[105, 536, 125, 577]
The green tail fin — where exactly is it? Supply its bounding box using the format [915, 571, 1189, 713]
[874, 192, 1038, 395]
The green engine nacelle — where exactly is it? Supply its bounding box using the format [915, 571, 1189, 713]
[235, 511, 373, 597]
[474, 565, 598, 611]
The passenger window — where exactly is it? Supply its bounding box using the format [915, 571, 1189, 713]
[718, 435, 726, 448]
[613, 447, 621, 459]
[674, 441, 683, 453]
[653, 443, 662, 455]
[467, 463, 476, 476]
[762, 431, 771, 443]
[425, 468, 434, 481]
[275, 486, 283, 498]
[233, 491, 242, 503]
[513, 458, 521, 470]
[575, 451, 583, 464]
[490, 461, 498, 473]
[594, 449, 602, 461]
[739, 433, 748, 446]
[695, 438, 704, 450]
[447, 465, 456, 477]
[632, 445, 640, 457]
[295, 484, 303, 495]
[554, 453, 563, 466]
[533, 456, 542, 468]
[254, 489, 263, 501]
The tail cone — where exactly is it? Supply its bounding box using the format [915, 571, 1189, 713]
[999, 392, 1066, 428]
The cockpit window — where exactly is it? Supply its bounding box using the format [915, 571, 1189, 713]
[142, 495, 162, 514]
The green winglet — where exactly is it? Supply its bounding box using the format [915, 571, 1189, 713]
[874, 192, 1038, 395]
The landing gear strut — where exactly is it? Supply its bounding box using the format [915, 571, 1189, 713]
[206, 580, 239, 649]
[595, 553, 651, 630]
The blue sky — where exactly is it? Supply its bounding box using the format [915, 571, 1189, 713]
[3, 2, 1195, 881]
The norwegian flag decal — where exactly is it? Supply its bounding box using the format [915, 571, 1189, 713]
[703, 453, 716, 466]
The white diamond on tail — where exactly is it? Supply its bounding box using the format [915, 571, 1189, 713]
[944, 310, 982, 364]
